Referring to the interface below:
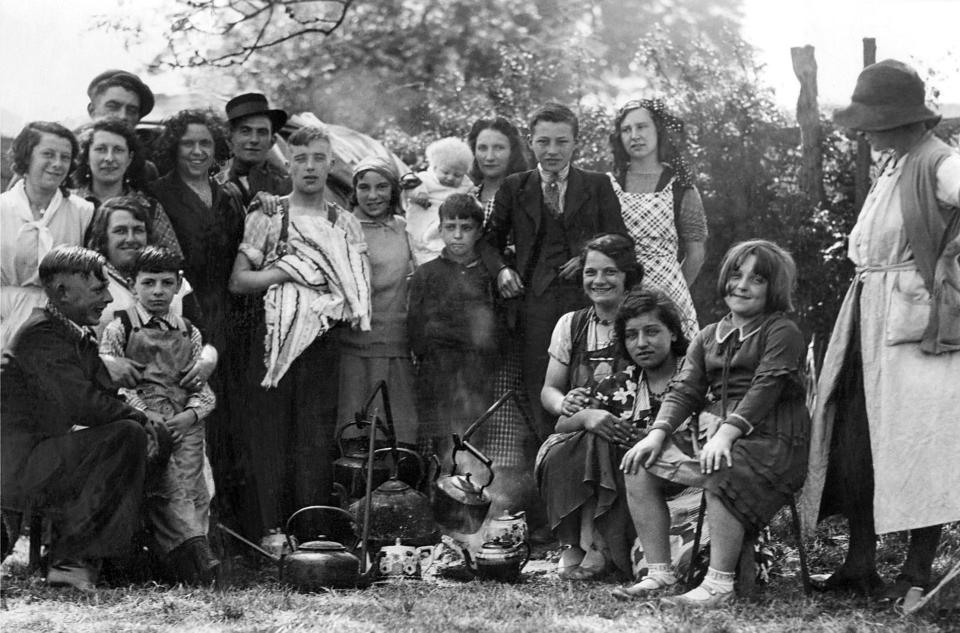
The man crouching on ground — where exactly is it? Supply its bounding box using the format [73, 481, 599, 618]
[1, 245, 150, 592]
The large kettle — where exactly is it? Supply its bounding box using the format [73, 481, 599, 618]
[347, 380, 439, 551]
[348, 447, 438, 550]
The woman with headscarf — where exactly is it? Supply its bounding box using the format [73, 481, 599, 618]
[801, 59, 960, 602]
[607, 99, 707, 341]
[338, 156, 420, 448]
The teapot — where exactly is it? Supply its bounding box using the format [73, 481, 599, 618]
[461, 539, 531, 582]
[377, 538, 437, 579]
[278, 506, 375, 591]
[482, 511, 528, 546]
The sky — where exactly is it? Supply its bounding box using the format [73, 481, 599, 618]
[1, 0, 958, 135]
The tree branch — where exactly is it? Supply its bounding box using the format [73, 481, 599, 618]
[154, 0, 353, 68]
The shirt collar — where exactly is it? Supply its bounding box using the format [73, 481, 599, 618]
[538, 164, 570, 184]
[13, 180, 65, 221]
[354, 209, 400, 229]
[135, 302, 180, 329]
[44, 302, 96, 343]
[715, 312, 766, 344]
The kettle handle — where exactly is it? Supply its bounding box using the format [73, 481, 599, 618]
[373, 446, 423, 487]
[517, 540, 531, 571]
[450, 436, 496, 492]
[335, 420, 365, 455]
[391, 446, 426, 489]
[283, 505, 357, 551]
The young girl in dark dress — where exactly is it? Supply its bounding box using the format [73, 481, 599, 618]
[620, 239, 810, 607]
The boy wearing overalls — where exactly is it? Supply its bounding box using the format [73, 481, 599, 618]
[99, 246, 218, 583]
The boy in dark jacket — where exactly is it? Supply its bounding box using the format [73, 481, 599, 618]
[408, 194, 499, 458]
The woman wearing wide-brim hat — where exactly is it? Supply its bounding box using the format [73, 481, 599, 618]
[799, 59, 960, 602]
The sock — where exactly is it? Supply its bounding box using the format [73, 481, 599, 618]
[631, 562, 676, 589]
[702, 567, 735, 592]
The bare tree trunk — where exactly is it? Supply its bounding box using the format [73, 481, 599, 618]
[855, 38, 877, 210]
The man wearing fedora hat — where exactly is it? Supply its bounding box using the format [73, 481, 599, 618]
[219, 93, 292, 206]
[212, 93, 292, 538]
[800, 59, 960, 601]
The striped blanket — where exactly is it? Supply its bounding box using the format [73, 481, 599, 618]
[261, 215, 371, 387]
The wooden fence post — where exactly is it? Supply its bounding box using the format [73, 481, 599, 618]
[855, 38, 877, 210]
[791, 45, 824, 206]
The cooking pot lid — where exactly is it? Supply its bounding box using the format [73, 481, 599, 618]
[298, 537, 347, 552]
[437, 474, 489, 505]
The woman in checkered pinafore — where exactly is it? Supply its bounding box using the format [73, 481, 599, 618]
[608, 99, 708, 342]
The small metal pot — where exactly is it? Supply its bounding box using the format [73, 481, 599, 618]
[333, 420, 393, 500]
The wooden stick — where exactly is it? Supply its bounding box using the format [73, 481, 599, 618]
[904, 558, 960, 615]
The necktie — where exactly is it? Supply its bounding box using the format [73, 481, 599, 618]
[543, 173, 561, 218]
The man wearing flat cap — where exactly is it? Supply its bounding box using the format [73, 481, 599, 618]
[87, 69, 160, 183]
[218, 93, 292, 206]
[87, 69, 155, 128]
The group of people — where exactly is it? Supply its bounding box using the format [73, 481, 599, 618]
[0, 59, 956, 609]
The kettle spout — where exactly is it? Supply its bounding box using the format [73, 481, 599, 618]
[356, 558, 379, 587]
[331, 482, 350, 509]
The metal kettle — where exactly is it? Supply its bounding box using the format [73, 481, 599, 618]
[348, 381, 439, 550]
[430, 390, 536, 533]
[431, 437, 494, 534]
[333, 418, 394, 500]
[280, 506, 362, 590]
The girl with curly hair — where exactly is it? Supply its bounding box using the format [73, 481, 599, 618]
[149, 109, 243, 355]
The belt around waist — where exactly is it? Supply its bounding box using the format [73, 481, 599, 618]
[855, 261, 916, 281]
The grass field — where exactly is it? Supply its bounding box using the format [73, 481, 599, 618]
[1, 518, 957, 633]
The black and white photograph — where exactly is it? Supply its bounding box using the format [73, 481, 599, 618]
[1, 0, 958, 630]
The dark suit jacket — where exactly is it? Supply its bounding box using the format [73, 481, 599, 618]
[1, 309, 146, 500]
[481, 166, 627, 283]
